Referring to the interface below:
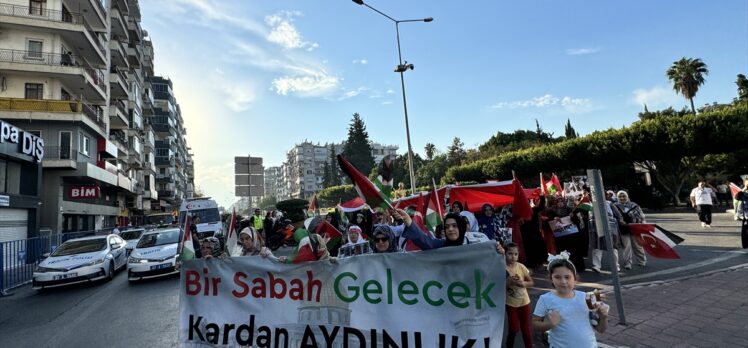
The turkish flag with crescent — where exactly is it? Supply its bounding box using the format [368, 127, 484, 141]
[628, 223, 684, 259]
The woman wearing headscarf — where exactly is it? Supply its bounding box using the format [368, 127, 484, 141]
[371, 225, 399, 253]
[613, 190, 647, 269]
[238, 226, 265, 256]
[338, 225, 370, 258]
[478, 204, 501, 240]
[396, 210, 503, 253]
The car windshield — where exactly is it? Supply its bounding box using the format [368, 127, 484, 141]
[146, 214, 174, 225]
[179, 208, 220, 225]
[136, 230, 181, 248]
[120, 230, 144, 240]
[52, 239, 107, 256]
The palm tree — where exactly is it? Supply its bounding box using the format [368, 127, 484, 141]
[666, 57, 709, 114]
[424, 143, 436, 161]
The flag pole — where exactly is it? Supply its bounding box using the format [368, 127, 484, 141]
[587, 169, 626, 325]
[432, 177, 443, 218]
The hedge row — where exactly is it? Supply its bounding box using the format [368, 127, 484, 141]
[445, 102, 748, 183]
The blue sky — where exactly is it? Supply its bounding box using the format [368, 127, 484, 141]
[141, 0, 748, 208]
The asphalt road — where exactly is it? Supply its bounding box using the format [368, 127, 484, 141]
[0, 270, 180, 347]
[1, 207, 745, 348]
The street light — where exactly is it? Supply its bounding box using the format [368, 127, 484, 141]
[352, 0, 432, 195]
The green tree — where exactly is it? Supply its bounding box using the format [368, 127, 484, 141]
[322, 160, 332, 188]
[447, 137, 466, 167]
[258, 195, 278, 210]
[416, 154, 449, 186]
[424, 143, 436, 161]
[666, 57, 709, 114]
[564, 119, 578, 139]
[317, 185, 358, 207]
[737, 74, 748, 101]
[342, 113, 375, 176]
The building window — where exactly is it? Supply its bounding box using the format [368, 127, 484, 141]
[59, 131, 72, 159]
[78, 133, 90, 156]
[29, 0, 45, 16]
[24, 83, 43, 99]
[26, 40, 43, 59]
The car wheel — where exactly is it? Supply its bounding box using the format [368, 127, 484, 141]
[107, 262, 115, 281]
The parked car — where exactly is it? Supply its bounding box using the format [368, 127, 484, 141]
[127, 228, 181, 282]
[32, 235, 127, 290]
[119, 228, 146, 257]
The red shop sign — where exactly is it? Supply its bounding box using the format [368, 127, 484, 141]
[68, 186, 101, 199]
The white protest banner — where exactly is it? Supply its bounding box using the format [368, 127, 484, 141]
[179, 242, 506, 347]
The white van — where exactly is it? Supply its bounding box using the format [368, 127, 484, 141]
[178, 197, 223, 241]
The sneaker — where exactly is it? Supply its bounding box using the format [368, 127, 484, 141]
[624, 265, 633, 270]
[701, 222, 706, 228]
[616, 266, 621, 272]
[591, 267, 601, 273]
[706, 224, 712, 228]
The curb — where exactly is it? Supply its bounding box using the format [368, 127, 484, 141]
[601, 262, 748, 295]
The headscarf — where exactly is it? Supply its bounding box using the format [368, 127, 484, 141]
[344, 225, 367, 246]
[614, 190, 645, 223]
[201, 237, 222, 258]
[443, 212, 467, 247]
[459, 211, 479, 232]
[371, 225, 398, 253]
[239, 226, 263, 256]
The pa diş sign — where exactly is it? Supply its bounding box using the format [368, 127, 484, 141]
[0, 120, 44, 162]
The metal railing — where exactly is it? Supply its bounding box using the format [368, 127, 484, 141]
[43, 146, 77, 161]
[0, 48, 81, 66]
[112, 99, 127, 115]
[1, 230, 111, 294]
[84, 67, 106, 91]
[0, 97, 105, 132]
[0, 2, 84, 24]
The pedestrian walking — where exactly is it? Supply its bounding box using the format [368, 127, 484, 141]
[690, 180, 717, 228]
[505, 243, 533, 348]
[532, 252, 609, 348]
[716, 181, 730, 207]
[736, 181, 748, 248]
[614, 191, 647, 269]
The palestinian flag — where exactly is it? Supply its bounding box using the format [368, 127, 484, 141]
[178, 214, 195, 261]
[337, 154, 393, 210]
[224, 209, 239, 256]
[577, 195, 593, 212]
[547, 173, 563, 196]
[730, 182, 742, 199]
[286, 229, 321, 263]
[318, 220, 343, 251]
[628, 223, 684, 259]
[423, 184, 443, 232]
[308, 195, 318, 217]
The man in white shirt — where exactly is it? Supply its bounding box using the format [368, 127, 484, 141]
[690, 180, 717, 228]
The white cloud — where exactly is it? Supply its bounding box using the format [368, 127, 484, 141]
[176, 0, 266, 35]
[491, 94, 592, 112]
[352, 59, 368, 65]
[565, 47, 601, 55]
[382, 100, 393, 105]
[386, 89, 395, 94]
[221, 83, 255, 112]
[632, 86, 679, 108]
[272, 73, 339, 97]
[265, 11, 318, 51]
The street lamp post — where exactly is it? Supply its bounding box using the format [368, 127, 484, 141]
[352, 0, 432, 195]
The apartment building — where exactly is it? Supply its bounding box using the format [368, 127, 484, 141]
[0, 0, 193, 235]
[277, 141, 397, 200]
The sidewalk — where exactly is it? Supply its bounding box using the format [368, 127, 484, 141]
[598, 265, 748, 347]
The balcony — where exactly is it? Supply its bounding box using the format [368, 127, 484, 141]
[0, 49, 106, 101]
[155, 174, 174, 183]
[143, 189, 158, 200]
[109, 37, 129, 68]
[118, 172, 133, 192]
[110, 8, 128, 39]
[155, 156, 175, 167]
[109, 131, 128, 158]
[109, 99, 129, 129]
[0, 3, 107, 66]
[109, 67, 130, 98]
[126, 42, 142, 68]
[157, 190, 175, 199]
[42, 146, 77, 169]
[127, 17, 143, 42]
[0, 97, 107, 136]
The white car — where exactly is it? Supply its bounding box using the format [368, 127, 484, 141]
[33, 235, 128, 290]
[119, 228, 146, 257]
[127, 228, 181, 281]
